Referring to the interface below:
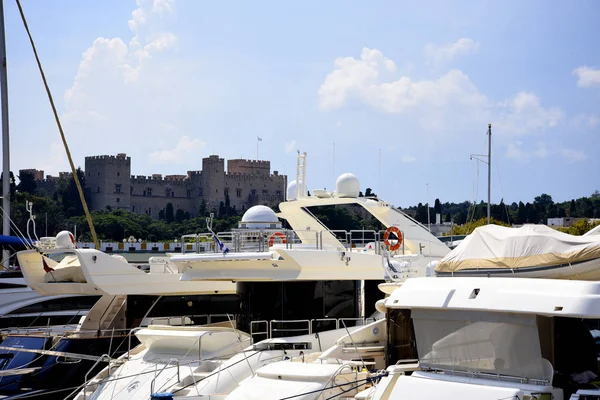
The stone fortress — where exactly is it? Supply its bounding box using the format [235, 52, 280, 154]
[24, 153, 287, 219]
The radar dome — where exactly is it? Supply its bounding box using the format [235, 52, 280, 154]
[239, 205, 281, 229]
[286, 180, 308, 201]
[55, 230, 76, 249]
[335, 173, 360, 198]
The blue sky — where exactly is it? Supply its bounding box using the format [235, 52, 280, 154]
[4, 0, 600, 208]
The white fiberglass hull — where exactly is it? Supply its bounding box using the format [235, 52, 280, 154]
[177, 248, 436, 282]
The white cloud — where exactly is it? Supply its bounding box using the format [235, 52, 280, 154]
[424, 38, 480, 67]
[55, 0, 184, 173]
[569, 113, 599, 129]
[149, 136, 205, 164]
[335, 120, 342, 127]
[573, 66, 600, 88]
[506, 141, 548, 161]
[494, 92, 563, 135]
[318, 47, 396, 111]
[319, 48, 562, 135]
[534, 142, 548, 158]
[400, 155, 416, 163]
[560, 148, 587, 163]
[285, 140, 297, 153]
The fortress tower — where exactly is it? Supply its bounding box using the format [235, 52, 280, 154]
[85, 153, 131, 211]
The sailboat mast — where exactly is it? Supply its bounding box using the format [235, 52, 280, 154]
[487, 123, 491, 225]
[0, 0, 10, 267]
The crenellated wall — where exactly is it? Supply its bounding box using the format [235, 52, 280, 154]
[34, 153, 289, 219]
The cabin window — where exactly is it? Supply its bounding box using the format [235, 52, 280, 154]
[411, 309, 545, 380]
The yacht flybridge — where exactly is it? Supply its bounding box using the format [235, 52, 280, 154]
[172, 153, 449, 283]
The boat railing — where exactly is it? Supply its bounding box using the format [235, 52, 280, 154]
[148, 313, 238, 327]
[150, 358, 180, 395]
[270, 319, 311, 338]
[420, 365, 551, 386]
[82, 353, 112, 400]
[251, 317, 379, 341]
[250, 320, 269, 339]
[179, 227, 401, 254]
[0, 310, 88, 336]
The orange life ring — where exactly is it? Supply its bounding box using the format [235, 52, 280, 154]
[384, 226, 403, 251]
[269, 232, 287, 247]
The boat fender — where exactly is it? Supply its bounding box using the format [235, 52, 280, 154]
[151, 392, 174, 400]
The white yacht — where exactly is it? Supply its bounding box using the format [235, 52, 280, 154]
[51, 153, 450, 400]
[435, 224, 600, 279]
[368, 277, 600, 400]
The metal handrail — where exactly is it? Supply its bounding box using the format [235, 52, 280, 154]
[176, 227, 394, 255]
[83, 353, 111, 400]
[311, 318, 339, 332]
[150, 358, 180, 395]
[127, 327, 143, 360]
[269, 319, 311, 338]
[250, 320, 268, 339]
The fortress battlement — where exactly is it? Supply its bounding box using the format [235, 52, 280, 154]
[85, 153, 130, 163]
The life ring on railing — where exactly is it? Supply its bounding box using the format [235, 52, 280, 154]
[383, 226, 403, 252]
[269, 232, 287, 247]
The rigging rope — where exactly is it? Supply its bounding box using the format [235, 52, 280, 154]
[15, 0, 100, 249]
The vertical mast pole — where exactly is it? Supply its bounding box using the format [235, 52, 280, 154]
[487, 123, 492, 225]
[0, 0, 11, 267]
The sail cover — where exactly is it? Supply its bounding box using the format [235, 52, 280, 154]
[435, 224, 600, 273]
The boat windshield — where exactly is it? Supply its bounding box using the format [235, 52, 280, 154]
[412, 309, 546, 381]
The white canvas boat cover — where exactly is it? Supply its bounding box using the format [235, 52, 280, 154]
[435, 224, 600, 273]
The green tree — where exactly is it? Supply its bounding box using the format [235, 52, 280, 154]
[434, 198, 442, 218]
[165, 203, 174, 223]
[62, 168, 88, 217]
[415, 203, 427, 224]
[569, 200, 576, 217]
[558, 219, 600, 236]
[364, 188, 377, 198]
[17, 171, 36, 195]
[175, 208, 185, 223]
[515, 201, 526, 225]
[444, 213, 451, 223]
[534, 193, 553, 207]
[448, 217, 510, 236]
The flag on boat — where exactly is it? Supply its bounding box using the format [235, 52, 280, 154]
[42, 257, 54, 273]
[213, 234, 229, 255]
[257, 137, 262, 142]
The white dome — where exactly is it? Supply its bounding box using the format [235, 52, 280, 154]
[335, 173, 360, 198]
[286, 180, 308, 201]
[55, 230, 75, 249]
[242, 205, 278, 223]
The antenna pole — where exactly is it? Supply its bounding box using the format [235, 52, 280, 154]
[427, 183, 431, 232]
[0, 0, 10, 267]
[378, 149, 381, 198]
[487, 124, 491, 225]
